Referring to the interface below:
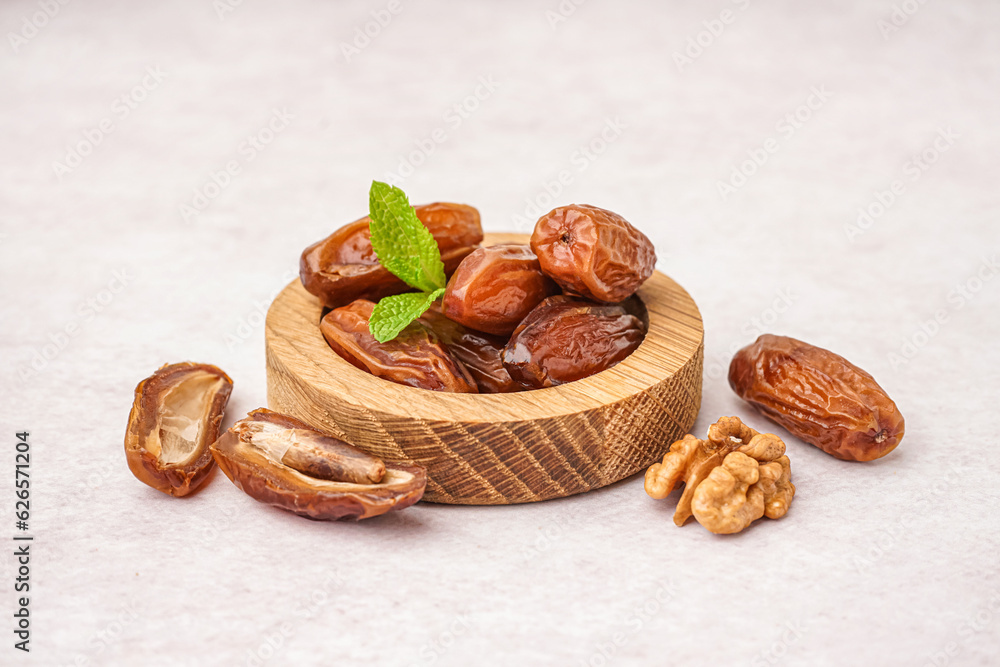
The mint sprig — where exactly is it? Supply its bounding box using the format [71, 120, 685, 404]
[369, 181, 446, 293]
[369, 289, 446, 343]
[367, 181, 447, 343]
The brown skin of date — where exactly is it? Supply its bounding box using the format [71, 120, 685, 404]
[531, 204, 656, 303]
[300, 202, 483, 309]
[321, 299, 479, 393]
[502, 296, 647, 389]
[419, 305, 520, 394]
[124, 362, 233, 497]
[441, 244, 559, 336]
[729, 334, 905, 462]
[211, 409, 425, 521]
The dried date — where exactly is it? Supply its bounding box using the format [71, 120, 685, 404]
[300, 202, 483, 308]
[124, 362, 233, 497]
[420, 305, 520, 393]
[321, 299, 478, 393]
[729, 334, 905, 462]
[441, 244, 559, 336]
[531, 204, 656, 303]
[211, 409, 425, 521]
[502, 296, 646, 388]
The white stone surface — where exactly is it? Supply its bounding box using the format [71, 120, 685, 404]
[1, 0, 999, 665]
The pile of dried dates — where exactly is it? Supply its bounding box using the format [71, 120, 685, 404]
[121, 201, 660, 522]
[301, 203, 657, 392]
[123, 189, 907, 532]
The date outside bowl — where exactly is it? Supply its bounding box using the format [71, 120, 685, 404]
[264, 233, 704, 505]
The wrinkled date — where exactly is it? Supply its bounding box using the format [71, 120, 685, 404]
[531, 204, 656, 303]
[300, 202, 483, 308]
[321, 299, 478, 393]
[420, 306, 520, 393]
[124, 362, 233, 497]
[729, 334, 905, 462]
[502, 296, 647, 388]
[211, 409, 426, 521]
[441, 244, 559, 336]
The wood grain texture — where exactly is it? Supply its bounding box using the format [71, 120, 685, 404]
[265, 233, 704, 505]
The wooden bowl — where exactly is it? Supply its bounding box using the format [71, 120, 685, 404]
[265, 234, 704, 505]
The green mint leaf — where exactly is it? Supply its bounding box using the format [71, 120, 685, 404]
[369, 181, 446, 293]
[369, 288, 445, 343]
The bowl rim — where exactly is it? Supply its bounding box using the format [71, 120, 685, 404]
[265, 233, 704, 424]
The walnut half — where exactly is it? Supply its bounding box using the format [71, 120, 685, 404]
[644, 416, 795, 534]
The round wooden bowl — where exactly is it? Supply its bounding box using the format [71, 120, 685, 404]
[265, 233, 704, 505]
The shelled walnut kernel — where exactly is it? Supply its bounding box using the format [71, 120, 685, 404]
[644, 416, 795, 534]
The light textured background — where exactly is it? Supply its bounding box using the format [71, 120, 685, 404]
[2, 0, 999, 665]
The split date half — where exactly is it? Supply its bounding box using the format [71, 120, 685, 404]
[212, 409, 426, 521]
[124, 362, 233, 496]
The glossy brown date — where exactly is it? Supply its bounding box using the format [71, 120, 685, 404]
[729, 334, 905, 462]
[321, 299, 478, 393]
[124, 362, 233, 497]
[420, 305, 520, 393]
[531, 204, 656, 303]
[502, 296, 647, 388]
[441, 244, 559, 336]
[211, 409, 425, 521]
[300, 202, 483, 308]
